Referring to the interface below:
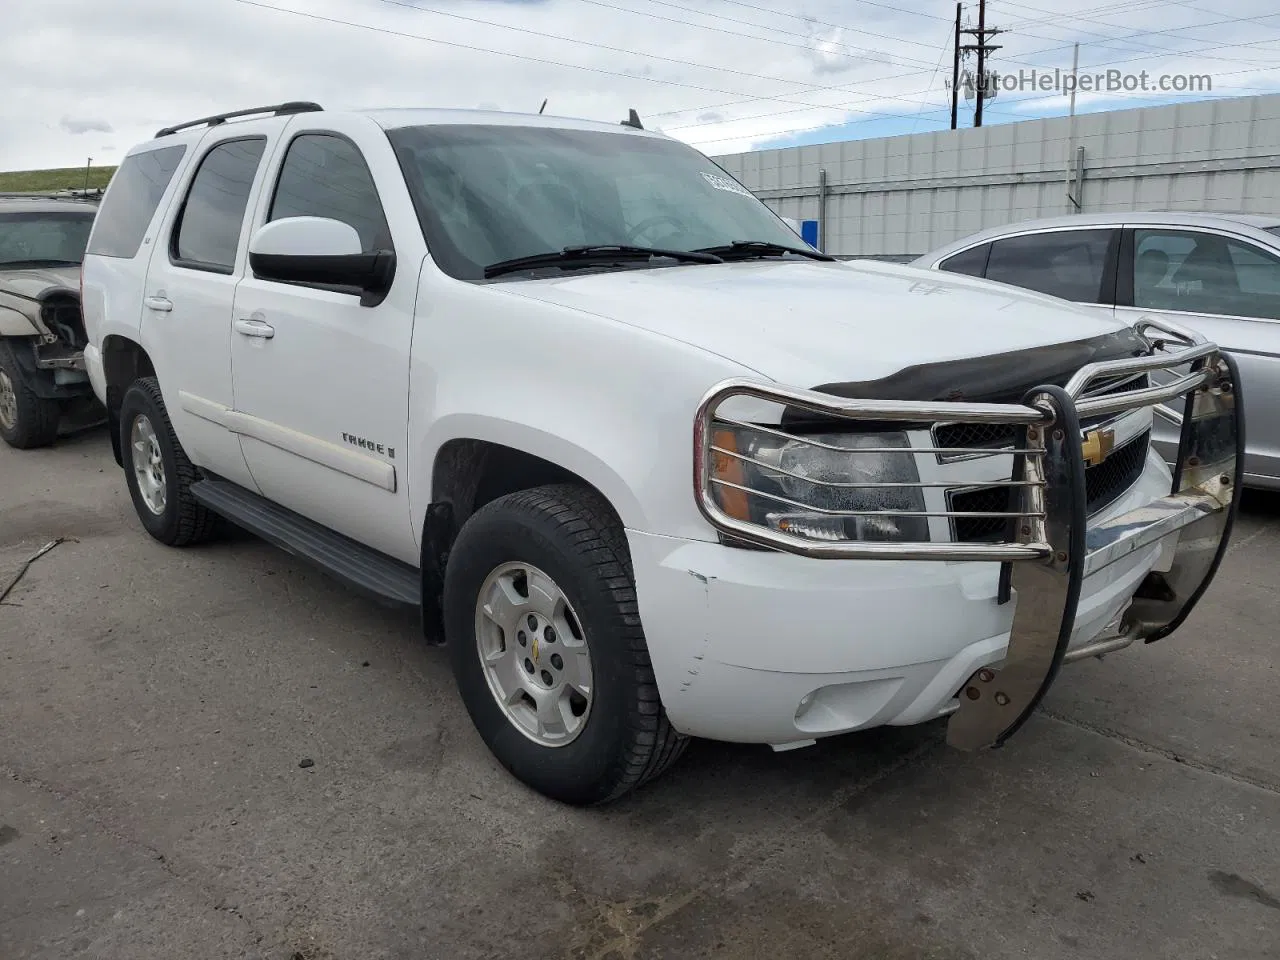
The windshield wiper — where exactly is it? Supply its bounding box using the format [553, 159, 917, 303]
[692, 240, 835, 262]
[483, 244, 723, 279]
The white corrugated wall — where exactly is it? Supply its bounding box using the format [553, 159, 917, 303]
[712, 94, 1280, 259]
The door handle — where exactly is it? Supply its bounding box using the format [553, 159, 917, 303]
[144, 296, 173, 312]
[234, 318, 275, 339]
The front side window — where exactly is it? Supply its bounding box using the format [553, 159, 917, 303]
[269, 134, 391, 252]
[0, 211, 97, 267]
[985, 229, 1116, 303]
[172, 138, 266, 272]
[86, 145, 186, 259]
[386, 124, 803, 282]
[1133, 229, 1280, 320]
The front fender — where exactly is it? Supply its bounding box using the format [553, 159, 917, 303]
[0, 305, 42, 338]
[409, 278, 761, 542]
[418, 412, 647, 531]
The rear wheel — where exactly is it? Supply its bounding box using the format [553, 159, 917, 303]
[444, 484, 687, 804]
[0, 345, 60, 449]
[119, 377, 218, 546]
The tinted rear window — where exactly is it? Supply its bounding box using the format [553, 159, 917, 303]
[86, 145, 186, 259]
[985, 229, 1116, 303]
[172, 138, 266, 272]
[938, 243, 990, 278]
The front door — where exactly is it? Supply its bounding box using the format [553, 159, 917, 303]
[1117, 227, 1280, 487]
[229, 118, 424, 563]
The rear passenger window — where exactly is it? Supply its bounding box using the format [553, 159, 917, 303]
[938, 243, 990, 278]
[985, 229, 1116, 303]
[269, 134, 391, 252]
[172, 138, 266, 273]
[86, 145, 186, 259]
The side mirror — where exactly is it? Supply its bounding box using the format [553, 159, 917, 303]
[248, 217, 395, 304]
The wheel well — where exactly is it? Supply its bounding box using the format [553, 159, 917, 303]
[102, 336, 156, 466]
[419, 439, 617, 642]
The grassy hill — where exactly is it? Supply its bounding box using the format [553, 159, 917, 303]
[0, 166, 117, 193]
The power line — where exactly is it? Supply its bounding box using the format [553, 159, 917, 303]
[911, 16, 957, 135]
[570, 0, 946, 73]
[651, 6, 1280, 134]
[224, 0, 956, 130]
[358, 0, 987, 128]
[659, 11, 1278, 139]
[713, 0, 948, 26]
[994, 0, 1280, 68]
[360, 0, 932, 101]
[591, 0, 956, 63]
[1005, 8, 1280, 66]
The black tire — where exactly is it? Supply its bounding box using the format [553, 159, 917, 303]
[444, 484, 688, 805]
[118, 377, 219, 546]
[0, 343, 60, 449]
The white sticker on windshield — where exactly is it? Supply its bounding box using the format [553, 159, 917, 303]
[701, 172, 755, 199]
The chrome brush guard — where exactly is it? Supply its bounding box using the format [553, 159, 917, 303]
[693, 319, 1243, 751]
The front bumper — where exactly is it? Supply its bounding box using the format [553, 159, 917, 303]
[682, 318, 1243, 750]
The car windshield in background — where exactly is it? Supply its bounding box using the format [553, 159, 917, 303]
[386, 124, 805, 281]
[0, 211, 96, 267]
[1265, 225, 1280, 240]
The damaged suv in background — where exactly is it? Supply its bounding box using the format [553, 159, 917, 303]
[0, 195, 101, 448]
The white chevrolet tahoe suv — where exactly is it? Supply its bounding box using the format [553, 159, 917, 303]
[81, 102, 1243, 805]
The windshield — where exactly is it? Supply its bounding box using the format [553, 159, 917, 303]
[0, 211, 97, 267]
[386, 124, 804, 281]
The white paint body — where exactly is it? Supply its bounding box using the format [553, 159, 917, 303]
[82, 108, 1188, 747]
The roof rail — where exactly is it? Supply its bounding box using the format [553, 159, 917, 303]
[155, 101, 323, 138]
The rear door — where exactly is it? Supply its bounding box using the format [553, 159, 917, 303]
[1117, 226, 1280, 486]
[228, 115, 425, 563]
[140, 122, 283, 490]
[980, 227, 1121, 318]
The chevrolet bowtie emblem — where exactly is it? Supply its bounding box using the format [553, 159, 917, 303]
[1082, 428, 1116, 466]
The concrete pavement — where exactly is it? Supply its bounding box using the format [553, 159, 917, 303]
[2, 429, 1277, 959]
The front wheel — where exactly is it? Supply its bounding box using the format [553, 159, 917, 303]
[444, 484, 687, 804]
[0, 344, 60, 449]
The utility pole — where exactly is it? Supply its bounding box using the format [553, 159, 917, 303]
[950, 3, 961, 130]
[84, 157, 92, 192]
[960, 0, 1003, 128]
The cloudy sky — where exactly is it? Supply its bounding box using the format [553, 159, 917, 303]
[3, 0, 1278, 171]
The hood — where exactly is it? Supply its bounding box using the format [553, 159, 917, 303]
[496, 259, 1140, 389]
[0, 265, 81, 302]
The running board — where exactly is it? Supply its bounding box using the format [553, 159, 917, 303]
[190, 479, 421, 609]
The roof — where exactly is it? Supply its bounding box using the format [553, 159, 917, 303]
[146, 102, 666, 146]
[363, 107, 665, 138]
[917, 210, 1280, 263]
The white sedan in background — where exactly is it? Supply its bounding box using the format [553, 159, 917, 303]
[914, 212, 1280, 490]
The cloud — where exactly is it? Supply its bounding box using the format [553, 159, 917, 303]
[0, 0, 1275, 170]
[59, 116, 114, 135]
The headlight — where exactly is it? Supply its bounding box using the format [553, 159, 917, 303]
[710, 425, 929, 543]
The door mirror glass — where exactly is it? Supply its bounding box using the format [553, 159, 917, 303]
[248, 216, 394, 301]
